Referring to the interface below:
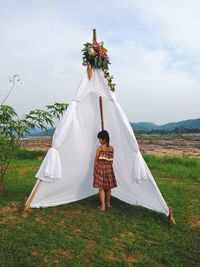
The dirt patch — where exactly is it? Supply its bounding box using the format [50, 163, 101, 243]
[119, 231, 135, 239]
[34, 214, 47, 224]
[51, 248, 74, 259]
[0, 201, 20, 224]
[161, 177, 184, 184]
[0, 214, 19, 224]
[65, 209, 82, 216]
[0, 201, 33, 224]
[103, 249, 136, 265]
[73, 228, 82, 234]
[112, 231, 136, 244]
[1, 201, 19, 212]
[31, 250, 38, 256]
[136, 133, 200, 159]
[189, 220, 200, 228]
[103, 250, 122, 262]
[19, 137, 52, 151]
[56, 219, 66, 227]
[18, 166, 38, 175]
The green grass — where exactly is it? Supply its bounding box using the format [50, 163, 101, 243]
[15, 149, 45, 160]
[1, 155, 200, 267]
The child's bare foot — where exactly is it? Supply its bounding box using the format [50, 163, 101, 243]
[105, 204, 112, 208]
[98, 206, 105, 212]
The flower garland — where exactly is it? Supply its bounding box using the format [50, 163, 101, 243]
[82, 41, 116, 92]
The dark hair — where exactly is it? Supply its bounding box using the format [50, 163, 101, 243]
[97, 130, 110, 147]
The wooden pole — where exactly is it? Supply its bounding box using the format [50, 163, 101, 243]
[169, 207, 176, 225]
[92, 29, 104, 131]
[92, 29, 97, 43]
[24, 179, 41, 211]
[87, 29, 97, 80]
[99, 96, 104, 130]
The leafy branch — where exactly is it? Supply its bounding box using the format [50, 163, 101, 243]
[0, 102, 68, 195]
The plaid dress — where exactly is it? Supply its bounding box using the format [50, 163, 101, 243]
[93, 146, 117, 189]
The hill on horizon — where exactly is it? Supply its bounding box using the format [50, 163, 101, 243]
[131, 118, 200, 131]
[26, 118, 200, 137]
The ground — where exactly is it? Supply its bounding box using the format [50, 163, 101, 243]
[0, 134, 200, 266]
[19, 133, 200, 158]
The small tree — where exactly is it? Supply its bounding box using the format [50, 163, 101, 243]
[0, 103, 68, 195]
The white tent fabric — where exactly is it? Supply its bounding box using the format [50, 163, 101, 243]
[27, 68, 169, 217]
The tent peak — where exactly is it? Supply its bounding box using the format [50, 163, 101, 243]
[82, 30, 116, 92]
[92, 29, 97, 44]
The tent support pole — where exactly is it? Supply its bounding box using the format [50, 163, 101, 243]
[90, 29, 104, 131]
[169, 207, 176, 224]
[92, 29, 97, 43]
[24, 179, 41, 211]
[87, 29, 97, 80]
[99, 96, 104, 130]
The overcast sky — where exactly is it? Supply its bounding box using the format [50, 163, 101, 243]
[0, 0, 199, 125]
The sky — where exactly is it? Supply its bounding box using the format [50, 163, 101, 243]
[0, 0, 199, 125]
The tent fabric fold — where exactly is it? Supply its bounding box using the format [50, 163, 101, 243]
[35, 100, 77, 182]
[28, 68, 169, 217]
[35, 147, 62, 182]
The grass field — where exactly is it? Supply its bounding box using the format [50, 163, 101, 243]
[0, 154, 200, 267]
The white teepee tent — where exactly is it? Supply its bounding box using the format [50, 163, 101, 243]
[25, 30, 175, 223]
[25, 68, 169, 215]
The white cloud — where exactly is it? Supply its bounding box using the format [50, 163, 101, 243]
[110, 41, 199, 124]
[136, 0, 200, 55]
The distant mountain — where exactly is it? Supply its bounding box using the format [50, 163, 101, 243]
[26, 118, 200, 137]
[130, 122, 159, 131]
[159, 118, 200, 130]
[131, 118, 200, 132]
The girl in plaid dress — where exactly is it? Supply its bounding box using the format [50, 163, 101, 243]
[93, 130, 117, 212]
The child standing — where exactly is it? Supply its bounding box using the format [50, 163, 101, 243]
[93, 130, 117, 212]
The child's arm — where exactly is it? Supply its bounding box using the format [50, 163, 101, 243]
[111, 147, 114, 165]
[93, 146, 100, 174]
